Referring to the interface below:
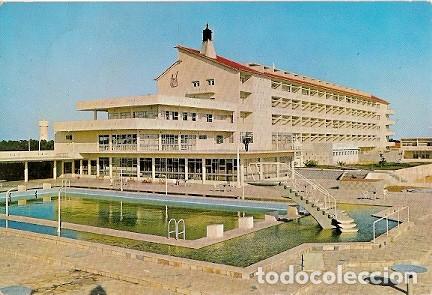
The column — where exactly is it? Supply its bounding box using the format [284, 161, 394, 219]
[88, 160, 91, 176]
[109, 134, 113, 151]
[136, 157, 141, 179]
[259, 158, 264, 180]
[79, 160, 83, 176]
[240, 161, 245, 190]
[291, 160, 295, 179]
[61, 161, 64, 178]
[178, 133, 182, 151]
[71, 160, 75, 177]
[276, 157, 280, 179]
[53, 160, 57, 180]
[184, 158, 189, 181]
[236, 146, 241, 188]
[158, 133, 162, 151]
[93, 110, 98, 120]
[109, 157, 113, 179]
[24, 161, 28, 182]
[96, 158, 100, 177]
[202, 158, 206, 184]
[151, 158, 156, 180]
[137, 132, 140, 151]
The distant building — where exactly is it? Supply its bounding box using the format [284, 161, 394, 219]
[400, 137, 432, 162]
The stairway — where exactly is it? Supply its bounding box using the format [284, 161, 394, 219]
[245, 162, 358, 232]
[276, 184, 358, 232]
[276, 185, 334, 229]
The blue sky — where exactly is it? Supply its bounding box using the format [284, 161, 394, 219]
[0, 2, 431, 140]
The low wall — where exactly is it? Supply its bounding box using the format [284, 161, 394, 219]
[394, 163, 432, 183]
[338, 179, 385, 195]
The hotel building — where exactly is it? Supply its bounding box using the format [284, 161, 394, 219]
[2, 25, 395, 183]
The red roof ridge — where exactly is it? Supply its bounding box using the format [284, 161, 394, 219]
[176, 45, 389, 105]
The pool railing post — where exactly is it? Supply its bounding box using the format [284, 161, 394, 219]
[5, 187, 16, 229]
[57, 189, 62, 236]
[386, 217, 389, 236]
[120, 169, 123, 192]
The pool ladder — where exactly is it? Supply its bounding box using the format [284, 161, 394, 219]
[167, 218, 186, 240]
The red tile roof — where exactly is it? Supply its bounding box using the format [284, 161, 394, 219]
[176, 45, 389, 105]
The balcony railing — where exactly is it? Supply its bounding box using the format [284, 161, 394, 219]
[55, 118, 236, 132]
[111, 144, 137, 151]
[98, 144, 110, 151]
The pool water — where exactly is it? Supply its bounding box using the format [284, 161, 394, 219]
[0, 196, 266, 240]
[0, 195, 397, 267]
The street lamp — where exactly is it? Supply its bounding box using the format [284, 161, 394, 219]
[160, 174, 168, 196]
[119, 168, 125, 192]
[160, 174, 168, 220]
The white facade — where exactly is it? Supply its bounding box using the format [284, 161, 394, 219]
[45, 25, 395, 181]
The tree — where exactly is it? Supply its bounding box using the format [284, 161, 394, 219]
[304, 160, 318, 167]
[378, 153, 387, 167]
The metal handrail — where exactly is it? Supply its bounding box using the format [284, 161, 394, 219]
[5, 187, 17, 228]
[176, 219, 186, 240]
[57, 187, 64, 236]
[373, 206, 409, 243]
[167, 218, 186, 240]
[283, 166, 338, 219]
[167, 218, 177, 239]
[247, 161, 338, 219]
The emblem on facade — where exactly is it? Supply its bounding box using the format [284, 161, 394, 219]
[170, 71, 179, 88]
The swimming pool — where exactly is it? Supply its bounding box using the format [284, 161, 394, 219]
[0, 188, 398, 267]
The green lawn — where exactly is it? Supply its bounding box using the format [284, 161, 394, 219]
[315, 162, 428, 171]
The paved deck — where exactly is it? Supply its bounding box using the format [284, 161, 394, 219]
[0, 179, 431, 294]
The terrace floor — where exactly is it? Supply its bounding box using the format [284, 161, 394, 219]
[0, 183, 431, 294]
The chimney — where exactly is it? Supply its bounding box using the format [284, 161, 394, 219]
[200, 24, 216, 59]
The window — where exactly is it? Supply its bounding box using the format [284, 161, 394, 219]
[108, 112, 119, 119]
[98, 135, 109, 145]
[207, 79, 215, 86]
[181, 134, 196, 150]
[165, 111, 170, 120]
[191, 113, 197, 121]
[161, 134, 179, 151]
[120, 112, 131, 119]
[198, 135, 207, 140]
[206, 114, 213, 122]
[205, 159, 237, 181]
[216, 135, 224, 144]
[240, 132, 254, 143]
[66, 134, 73, 141]
[172, 112, 179, 120]
[139, 134, 159, 151]
[192, 81, 200, 87]
[182, 112, 188, 121]
[112, 134, 137, 151]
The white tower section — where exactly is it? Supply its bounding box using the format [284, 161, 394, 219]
[39, 120, 49, 141]
[200, 24, 216, 59]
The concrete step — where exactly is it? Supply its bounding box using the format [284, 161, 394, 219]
[338, 222, 357, 229]
[339, 227, 359, 233]
[336, 217, 355, 224]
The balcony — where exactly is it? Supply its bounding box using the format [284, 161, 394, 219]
[185, 84, 216, 97]
[0, 150, 80, 162]
[55, 118, 236, 133]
